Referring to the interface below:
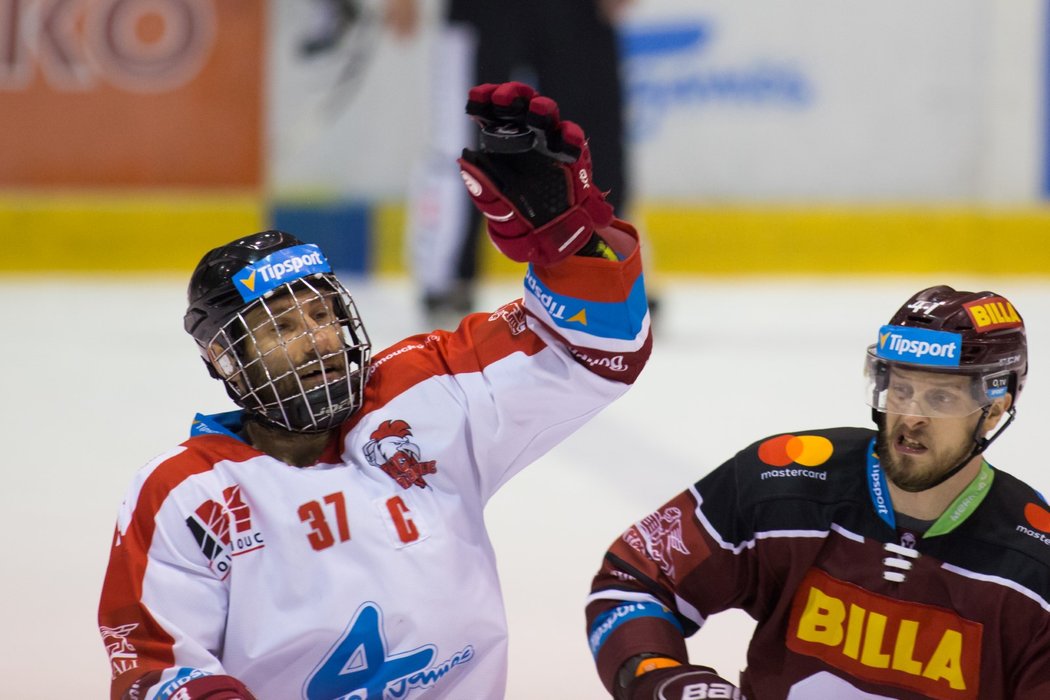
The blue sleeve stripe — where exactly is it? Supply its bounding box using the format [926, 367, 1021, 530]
[154, 667, 211, 697]
[588, 601, 683, 658]
[525, 267, 648, 341]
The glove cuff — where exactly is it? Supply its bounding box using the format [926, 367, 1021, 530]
[625, 665, 742, 700]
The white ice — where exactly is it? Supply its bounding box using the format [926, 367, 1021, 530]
[5, 274, 1049, 699]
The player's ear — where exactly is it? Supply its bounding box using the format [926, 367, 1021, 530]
[983, 394, 1013, 430]
[207, 342, 249, 393]
[209, 342, 235, 377]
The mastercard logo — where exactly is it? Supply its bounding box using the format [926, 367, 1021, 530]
[1024, 502, 1050, 533]
[758, 434, 834, 468]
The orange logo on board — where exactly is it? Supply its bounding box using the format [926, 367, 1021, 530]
[787, 569, 982, 699]
[962, 297, 1022, 332]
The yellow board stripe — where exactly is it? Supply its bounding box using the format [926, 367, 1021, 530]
[636, 205, 1050, 275]
[373, 200, 407, 276]
[0, 192, 264, 273]
[381, 203, 1050, 277]
[7, 198, 1050, 275]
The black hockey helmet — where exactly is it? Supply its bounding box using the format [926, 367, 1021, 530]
[184, 231, 371, 433]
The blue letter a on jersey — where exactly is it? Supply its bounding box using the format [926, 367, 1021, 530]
[305, 602, 435, 699]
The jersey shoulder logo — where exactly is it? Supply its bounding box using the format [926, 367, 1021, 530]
[1018, 501, 1050, 550]
[363, 420, 438, 489]
[623, 506, 690, 578]
[489, 301, 528, 335]
[186, 483, 265, 578]
[752, 434, 835, 483]
[100, 623, 139, 679]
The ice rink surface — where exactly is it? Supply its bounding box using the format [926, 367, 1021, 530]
[6, 273, 1050, 699]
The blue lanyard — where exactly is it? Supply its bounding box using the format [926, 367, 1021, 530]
[865, 436, 994, 537]
[866, 438, 895, 530]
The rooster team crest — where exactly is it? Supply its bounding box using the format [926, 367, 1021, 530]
[623, 506, 689, 578]
[364, 420, 437, 489]
[489, 301, 527, 335]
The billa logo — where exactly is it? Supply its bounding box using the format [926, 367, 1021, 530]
[787, 569, 982, 699]
[758, 434, 833, 467]
[962, 297, 1022, 332]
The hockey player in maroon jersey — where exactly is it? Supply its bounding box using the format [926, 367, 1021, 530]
[587, 286, 1050, 699]
[98, 82, 651, 700]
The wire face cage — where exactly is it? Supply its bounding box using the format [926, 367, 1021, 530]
[209, 274, 372, 432]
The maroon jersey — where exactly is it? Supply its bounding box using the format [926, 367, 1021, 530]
[587, 427, 1050, 699]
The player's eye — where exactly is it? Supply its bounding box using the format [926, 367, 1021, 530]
[889, 384, 913, 401]
[927, 389, 958, 407]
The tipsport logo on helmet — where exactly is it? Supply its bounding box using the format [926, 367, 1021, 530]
[232, 244, 332, 302]
[876, 325, 961, 367]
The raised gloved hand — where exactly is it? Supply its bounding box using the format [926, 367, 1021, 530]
[623, 663, 745, 700]
[173, 674, 258, 699]
[457, 81, 615, 267]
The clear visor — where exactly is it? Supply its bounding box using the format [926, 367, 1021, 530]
[864, 347, 1009, 418]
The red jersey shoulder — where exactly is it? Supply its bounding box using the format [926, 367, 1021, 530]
[132, 435, 257, 506]
[360, 312, 546, 408]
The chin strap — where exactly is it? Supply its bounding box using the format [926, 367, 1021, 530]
[873, 405, 1016, 493]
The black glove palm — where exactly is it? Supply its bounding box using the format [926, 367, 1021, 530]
[457, 81, 614, 266]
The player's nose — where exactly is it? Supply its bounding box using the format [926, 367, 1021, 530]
[308, 321, 342, 355]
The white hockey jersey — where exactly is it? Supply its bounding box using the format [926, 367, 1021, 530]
[99, 237, 651, 700]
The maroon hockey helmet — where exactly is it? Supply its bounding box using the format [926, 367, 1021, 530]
[878, 285, 1026, 396]
[864, 286, 1027, 489]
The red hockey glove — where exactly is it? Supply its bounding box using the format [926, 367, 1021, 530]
[170, 674, 257, 699]
[623, 663, 745, 700]
[457, 81, 615, 267]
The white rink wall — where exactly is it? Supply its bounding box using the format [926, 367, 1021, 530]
[271, 0, 1047, 202]
[5, 276, 1050, 699]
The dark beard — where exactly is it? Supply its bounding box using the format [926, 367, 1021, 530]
[875, 428, 974, 493]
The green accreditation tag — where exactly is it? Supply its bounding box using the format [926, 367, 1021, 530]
[925, 461, 994, 538]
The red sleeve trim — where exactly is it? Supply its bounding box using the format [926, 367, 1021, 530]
[344, 307, 547, 431]
[532, 219, 643, 302]
[100, 438, 249, 700]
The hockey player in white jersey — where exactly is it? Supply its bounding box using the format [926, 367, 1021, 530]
[98, 81, 651, 700]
